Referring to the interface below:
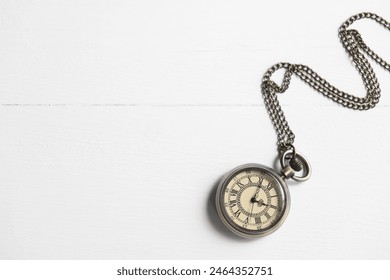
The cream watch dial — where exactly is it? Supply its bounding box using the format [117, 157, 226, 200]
[216, 164, 290, 238]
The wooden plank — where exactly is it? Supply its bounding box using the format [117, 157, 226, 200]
[0, 106, 389, 259]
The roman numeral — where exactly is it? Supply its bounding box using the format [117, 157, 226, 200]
[230, 189, 238, 196]
[269, 204, 278, 210]
[264, 212, 271, 220]
[229, 200, 237, 207]
[244, 217, 249, 224]
[234, 210, 241, 218]
[236, 181, 245, 188]
[255, 217, 261, 224]
[267, 184, 273, 190]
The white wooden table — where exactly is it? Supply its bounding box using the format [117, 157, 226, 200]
[1, 0, 389, 259]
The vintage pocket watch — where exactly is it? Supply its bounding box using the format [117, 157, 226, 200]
[216, 151, 310, 238]
[214, 12, 390, 238]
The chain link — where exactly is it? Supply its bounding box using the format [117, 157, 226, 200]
[261, 12, 390, 153]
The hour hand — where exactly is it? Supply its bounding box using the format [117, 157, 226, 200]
[254, 199, 268, 207]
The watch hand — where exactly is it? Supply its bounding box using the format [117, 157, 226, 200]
[255, 199, 269, 207]
[249, 203, 255, 217]
[251, 186, 261, 200]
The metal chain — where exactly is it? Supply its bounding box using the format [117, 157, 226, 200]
[261, 12, 390, 153]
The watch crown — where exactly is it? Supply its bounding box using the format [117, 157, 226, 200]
[289, 156, 303, 172]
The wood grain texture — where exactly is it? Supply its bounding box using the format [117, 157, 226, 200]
[0, 0, 389, 259]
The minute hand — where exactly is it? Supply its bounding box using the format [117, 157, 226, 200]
[251, 184, 262, 202]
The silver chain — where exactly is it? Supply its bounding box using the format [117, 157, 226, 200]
[261, 12, 390, 153]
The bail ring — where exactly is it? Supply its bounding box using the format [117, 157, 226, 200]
[280, 150, 312, 182]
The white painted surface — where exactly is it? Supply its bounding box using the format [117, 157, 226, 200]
[0, 0, 389, 259]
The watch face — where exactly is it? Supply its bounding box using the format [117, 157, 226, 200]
[216, 164, 290, 238]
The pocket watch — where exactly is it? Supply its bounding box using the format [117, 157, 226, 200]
[215, 150, 311, 238]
